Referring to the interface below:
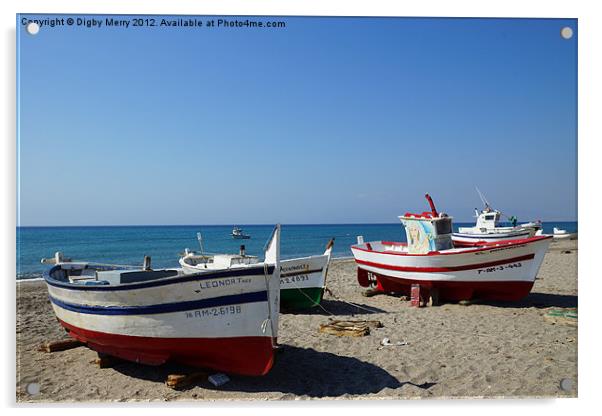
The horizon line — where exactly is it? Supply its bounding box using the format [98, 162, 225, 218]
[16, 219, 579, 228]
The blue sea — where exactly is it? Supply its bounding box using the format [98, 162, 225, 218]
[16, 222, 578, 280]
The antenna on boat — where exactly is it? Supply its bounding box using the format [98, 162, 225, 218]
[424, 193, 439, 217]
[143, 255, 152, 271]
[475, 187, 491, 209]
[196, 232, 205, 255]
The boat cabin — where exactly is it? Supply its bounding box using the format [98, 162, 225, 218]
[474, 208, 502, 231]
[212, 254, 259, 268]
[398, 211, 454, 254]
[181, 252, 259, 269]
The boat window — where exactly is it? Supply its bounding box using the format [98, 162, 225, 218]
[434, 219, 452, 235]
[485, 215, 495, 220]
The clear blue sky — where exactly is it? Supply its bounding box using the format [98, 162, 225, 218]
[17, 15, 577, 226]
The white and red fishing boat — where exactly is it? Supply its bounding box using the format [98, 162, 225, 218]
[41, 225, 281, 376]
[351, 195, 551, 302]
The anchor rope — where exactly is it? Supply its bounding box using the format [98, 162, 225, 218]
[284, 268, 382, 316]
[324, 286, 384, 315]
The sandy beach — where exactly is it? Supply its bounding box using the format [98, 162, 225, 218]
[16, 239, 577, 402]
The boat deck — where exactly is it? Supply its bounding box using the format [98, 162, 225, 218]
[49, 263, 187, 286]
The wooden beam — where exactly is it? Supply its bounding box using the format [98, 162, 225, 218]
[38, 339, 84, 353]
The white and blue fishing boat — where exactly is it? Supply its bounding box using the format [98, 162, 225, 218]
[452, 189, 541, 246]
[41, 225, 281, 376]
[452, 207, 536, 245]
[552, 227, 578, 240]
[231, 226, 251, 239]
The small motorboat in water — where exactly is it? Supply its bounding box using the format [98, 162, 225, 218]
[180, 235, 335, 310]
[41, 225, 282, 376]
[553, 227, 577, 240]
[351, 194, 551, 302]
[231, 226, 251, 239]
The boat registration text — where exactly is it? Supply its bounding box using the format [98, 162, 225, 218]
[477, 262, 523, 274]
[185, 305, 243, 319]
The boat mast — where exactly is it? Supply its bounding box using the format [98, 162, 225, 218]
[196, 232, 205, 255]
[425, 193, 439, 217]
[475, 186, 490, 209]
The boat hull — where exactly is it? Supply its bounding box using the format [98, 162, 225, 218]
[553, 233, 577, 240]
[452, 229, 533, 245]
[280, 287, 325, 310]
[351, 236, 551, 302]
[357, 269, 534, 301]
[58, 318, 274, 375]
[278, 254, 330, 310]
[44, 265, 280, 376]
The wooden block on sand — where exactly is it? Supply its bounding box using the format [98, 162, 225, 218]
[362, 288, 383, 297]
[91, 354, 124, 368]
[38, 339, 84, 353]
[166, 371, 209, 390]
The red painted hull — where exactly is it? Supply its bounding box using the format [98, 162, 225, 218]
[357, 269, 534, 301]
[59, 319, 275, 376]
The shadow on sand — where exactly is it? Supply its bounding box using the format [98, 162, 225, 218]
[282, 299, 387, 316]
[479, 292, 577, 309]
[112, 346, 427, 397]
[224, 346, 426, 397]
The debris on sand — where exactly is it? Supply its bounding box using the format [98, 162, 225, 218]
[319, 320, 383, 337]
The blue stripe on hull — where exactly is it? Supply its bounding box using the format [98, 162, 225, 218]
[44, 265, 275, 292]
[49, 290, 268, 315]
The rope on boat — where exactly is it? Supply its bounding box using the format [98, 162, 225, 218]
[279, 266, 336, 316]
[262, 262, 276, 347]
[324, 286, 384, 315]
[301, 286, 336, 316]
[284, 270, 382, 316]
